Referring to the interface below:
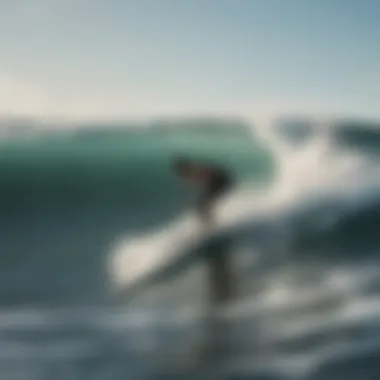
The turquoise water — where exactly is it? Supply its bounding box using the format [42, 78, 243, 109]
[1, 117, 380, 379]
[0, 119, 273, 305]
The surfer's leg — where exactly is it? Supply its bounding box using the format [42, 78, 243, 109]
[202, 251, 235, 363]
[198, 183, 236, 363]
[208, 252, 235, 304]
[197, 180, 236, 363]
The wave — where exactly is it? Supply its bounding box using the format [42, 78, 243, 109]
[0, 115, 379, 306]
[114, 117, 380, 305]
[0, 118, 273, 306]
[274, 117, 380, 155]
[333, 119, 380, 154]
[1, 116, 380, 379]
[114, 178, 380, 303]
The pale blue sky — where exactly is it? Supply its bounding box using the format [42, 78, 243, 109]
[0, 0, 379, 120]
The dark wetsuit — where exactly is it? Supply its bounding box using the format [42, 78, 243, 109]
[198, 166, 233, 212]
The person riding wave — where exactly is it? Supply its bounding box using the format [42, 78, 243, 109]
[172, 156, 234, 224]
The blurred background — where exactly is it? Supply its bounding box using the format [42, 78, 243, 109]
[1, 1, 380, 379]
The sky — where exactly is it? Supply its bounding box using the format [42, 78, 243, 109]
[0, 0, 380, 121]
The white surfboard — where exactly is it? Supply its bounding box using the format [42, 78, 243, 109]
[109, 186, 265, 300]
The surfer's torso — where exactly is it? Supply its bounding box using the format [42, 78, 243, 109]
[201, 166, 231, 198]
[173, 158, 234, 222]
[187, 164, 233, 218]
[179, 163, 231, 195]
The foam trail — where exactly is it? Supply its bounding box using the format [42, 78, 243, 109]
[216, 118, 367, 226]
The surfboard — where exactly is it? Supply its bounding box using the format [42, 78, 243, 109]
[111, 211, 204, 297]
[112, 214, 247, 303]
[111, 186, 270, 302]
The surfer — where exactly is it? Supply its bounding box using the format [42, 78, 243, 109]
[172, 156, 233, 225]
[173, 156, 236, 363]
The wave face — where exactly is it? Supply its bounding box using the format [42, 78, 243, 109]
[1, 116, 380, 379]
[0, 118, 272, 306]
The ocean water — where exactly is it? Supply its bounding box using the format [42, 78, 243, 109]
[0, 117, 380, 379]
